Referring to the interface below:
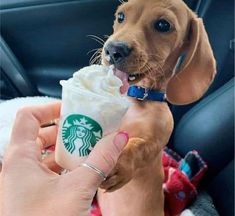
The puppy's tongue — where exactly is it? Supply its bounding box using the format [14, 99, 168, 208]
[113, 68, 129, 94]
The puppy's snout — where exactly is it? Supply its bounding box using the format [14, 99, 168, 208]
[104, 41, 132, 65]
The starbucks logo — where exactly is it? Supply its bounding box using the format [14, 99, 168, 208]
[62, 114, 102, 157]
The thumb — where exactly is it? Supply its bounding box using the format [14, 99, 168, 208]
[66, 131, 129, 188]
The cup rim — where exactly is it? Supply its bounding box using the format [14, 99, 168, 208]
[60, 80, 130, 106]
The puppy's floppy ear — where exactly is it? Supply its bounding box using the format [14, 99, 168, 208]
[166, 18, 216, 105]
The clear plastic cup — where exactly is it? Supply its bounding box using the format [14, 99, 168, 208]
[55, 81, 129, 170]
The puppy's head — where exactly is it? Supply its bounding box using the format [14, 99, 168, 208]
[102, 0, 216, 105]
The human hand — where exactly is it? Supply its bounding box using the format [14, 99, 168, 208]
[0, 102, 128, 216]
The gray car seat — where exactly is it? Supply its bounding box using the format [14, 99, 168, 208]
[172, 78, 234, 216]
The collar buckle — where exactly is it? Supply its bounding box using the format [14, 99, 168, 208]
[136, 87, 149, 101]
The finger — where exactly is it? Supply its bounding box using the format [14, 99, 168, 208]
[42, 152, 63, 174]
[27, 101, 61, 126]
[66, 132, 129, 188]
[86, 132, 129, 176]
[11, 102, 61, 144]
[41, 118, 59, 128]
[37, 125, 58, 150]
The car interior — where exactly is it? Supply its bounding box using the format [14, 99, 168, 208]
[0, 0, 234, 215]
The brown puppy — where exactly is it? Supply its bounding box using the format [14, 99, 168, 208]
[98, 0, 216, 215]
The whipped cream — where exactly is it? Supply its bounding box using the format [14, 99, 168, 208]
[59, 65, 130, 135]
[61, 65, 125, 99]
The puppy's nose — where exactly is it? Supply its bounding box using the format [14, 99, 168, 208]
[104, 41, 132, 64]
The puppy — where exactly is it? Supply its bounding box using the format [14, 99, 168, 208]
[98, 0, 216, 215]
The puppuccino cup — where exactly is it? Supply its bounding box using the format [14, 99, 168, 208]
[55, 65, 130, 170]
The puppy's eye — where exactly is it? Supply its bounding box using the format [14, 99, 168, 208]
[117, 12, 125, 23]
[154, 19, 172, 32]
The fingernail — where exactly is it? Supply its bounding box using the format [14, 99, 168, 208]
[113, 131, 129, 151]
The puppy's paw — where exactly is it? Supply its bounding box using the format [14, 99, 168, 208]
[100, 163, 133, 192]
[100, 137, 147, 192]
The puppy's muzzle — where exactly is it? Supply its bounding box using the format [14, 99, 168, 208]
[104, 41, 132, 65]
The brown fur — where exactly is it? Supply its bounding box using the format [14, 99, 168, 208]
[98, 0, 216, 215]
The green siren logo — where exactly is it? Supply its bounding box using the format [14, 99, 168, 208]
[62, 114, 102, 157]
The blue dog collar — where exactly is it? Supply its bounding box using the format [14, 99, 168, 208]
[127, 86, 166, 102]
